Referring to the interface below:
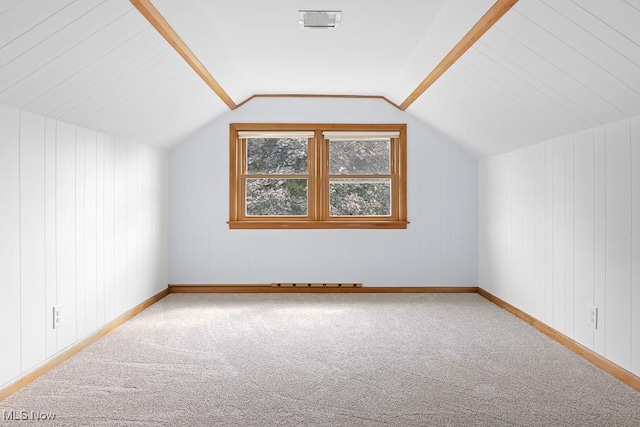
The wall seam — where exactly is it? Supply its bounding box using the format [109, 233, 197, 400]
[572, 136, 576, 337]
[551, 143, 555, 328]
[533, 147, 537, 314]
[43, 115, 47, 358]
[74, 125, 78, 341]
[17, 110, 23, 375]
[543, 144, 547, 322]
[54, 119, 58, 353]
[565, 138, 568, 334]
[629, 119, 633, 370]
[522, 150, 525, 310]
[94, 132, 98, 332]
[592, 130, 596, 346]
[604, 125, 607, 357]
[125, 142, 128, 311]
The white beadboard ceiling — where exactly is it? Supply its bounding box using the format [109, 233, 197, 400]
[0, 0, 228, 149]
[1, 0, 639, 156]
[414, 0, 640, 157]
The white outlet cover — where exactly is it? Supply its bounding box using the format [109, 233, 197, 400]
[587, 305, 598, 329]
[53, 305, 63, 329]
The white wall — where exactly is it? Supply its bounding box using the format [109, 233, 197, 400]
[0, 104, 169, 389]
[479, 116, 640, 376]
[169, 97, 478, 286]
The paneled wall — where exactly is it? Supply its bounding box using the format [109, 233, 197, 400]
[0, 104, 169, 389]
[169, 97, 478, 286]
[479, 116, 640, 376]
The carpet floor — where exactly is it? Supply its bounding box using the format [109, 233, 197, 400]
[1, 293, 639, 426]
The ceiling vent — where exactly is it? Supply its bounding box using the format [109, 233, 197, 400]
[298, 10, 342, 29]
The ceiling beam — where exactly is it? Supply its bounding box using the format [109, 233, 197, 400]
[236, 94, 401, 110]
[399, 0, 518, 111]
[130, 0, 237, 110]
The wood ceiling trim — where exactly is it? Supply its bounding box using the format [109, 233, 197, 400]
[399, 0, 519, 111]
[130, 0, 238, 110]
[131, 0, 518, 114]
[236, 94, 402, 110]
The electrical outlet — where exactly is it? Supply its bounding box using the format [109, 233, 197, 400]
[52, 305, 63, 329]
[587, 305, 598, 329]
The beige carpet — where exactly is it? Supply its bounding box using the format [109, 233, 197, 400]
[1, 293, 639, 426]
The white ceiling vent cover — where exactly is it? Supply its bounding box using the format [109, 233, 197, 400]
[299, 10, 341, 29]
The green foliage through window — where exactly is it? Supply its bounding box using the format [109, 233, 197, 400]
[247, 138, 307, 174]
[246, 178, 308, 216]
[329, 179, 391, 216]
[329, 140, 390, 175]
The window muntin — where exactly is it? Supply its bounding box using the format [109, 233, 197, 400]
[229, 124, 407, 229]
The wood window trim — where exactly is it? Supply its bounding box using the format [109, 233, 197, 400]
[229, 123, 408, 229]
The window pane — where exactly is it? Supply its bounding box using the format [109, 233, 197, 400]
[329, 139, 390, 174]
[329, 178, 391, 216]
[246, 178, 308, 216]
[247, 138, 307, 174]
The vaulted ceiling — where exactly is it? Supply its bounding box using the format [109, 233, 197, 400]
[1, 0, 639, 157]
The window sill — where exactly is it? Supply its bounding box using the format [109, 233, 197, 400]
[227, 220, 409, 229]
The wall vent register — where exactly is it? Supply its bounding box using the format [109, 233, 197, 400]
[298, 10, 342, 29]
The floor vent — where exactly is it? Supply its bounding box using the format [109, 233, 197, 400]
[271, 282, 362, 288]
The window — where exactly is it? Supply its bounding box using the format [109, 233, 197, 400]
[229, 123, 407, 229]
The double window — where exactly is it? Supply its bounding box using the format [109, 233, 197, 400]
[229, 123, 407, 229]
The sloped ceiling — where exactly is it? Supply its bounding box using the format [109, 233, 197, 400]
[1, 0, 639, 157]
[413, 0, 640, 157]
[149, 0, 494, 102]
[0, 0, 229, 149]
